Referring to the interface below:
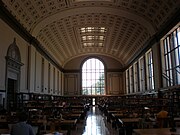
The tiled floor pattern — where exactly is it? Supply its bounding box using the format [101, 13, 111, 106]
[71, 106, 119, 135]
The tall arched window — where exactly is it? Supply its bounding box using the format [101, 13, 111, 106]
[82, 58, 105, 95]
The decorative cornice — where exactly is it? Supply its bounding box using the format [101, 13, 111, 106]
[63, 68, 124, 73]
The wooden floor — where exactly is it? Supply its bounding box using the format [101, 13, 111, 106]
[71, 106, 119, 135]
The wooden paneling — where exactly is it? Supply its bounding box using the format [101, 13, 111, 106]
[107, 72, 123, 95]
[64, 74, 79, 95]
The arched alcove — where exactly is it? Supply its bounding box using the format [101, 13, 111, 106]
[5, 38, 23, 111]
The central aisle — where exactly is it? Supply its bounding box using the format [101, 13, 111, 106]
[82, 106, 109, 135]
[71, 106, 119, 135]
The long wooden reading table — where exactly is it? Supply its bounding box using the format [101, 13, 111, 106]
[134, 128, 180, 135]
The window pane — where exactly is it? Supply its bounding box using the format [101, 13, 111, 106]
[175, 49, 179, 66]
[161, 25, 180, 86]
[164, 39, 167, 54]
[167, 37, 170, 52]
[146, 50, 154, 90]
[177, 66, 180, 84]
[82, 58, 105, 95]
[174, 30, 178, 48]
[139, 57, 145, 91]
[178, 28, 180, 45]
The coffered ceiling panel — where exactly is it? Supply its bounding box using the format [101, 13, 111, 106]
[1, 0, 180, 67]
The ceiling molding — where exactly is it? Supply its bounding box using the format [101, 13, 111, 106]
[31, 7, 155, 37]
[62, 52, 124, 68]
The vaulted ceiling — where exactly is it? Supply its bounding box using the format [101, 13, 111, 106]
[1, 0, 180, 68]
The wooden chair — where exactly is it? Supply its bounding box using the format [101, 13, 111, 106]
[157, 118, 169, 128]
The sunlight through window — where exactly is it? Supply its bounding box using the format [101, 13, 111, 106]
[80, 27, 107, 48]
[82, 58, 105, 95]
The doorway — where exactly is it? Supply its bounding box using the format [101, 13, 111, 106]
[7, 78, 17, 111]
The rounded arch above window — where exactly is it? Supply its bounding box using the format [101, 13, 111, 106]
[82, 58, 104, 70]
[81, 56, 106, 69]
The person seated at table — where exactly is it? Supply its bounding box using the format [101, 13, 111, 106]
[143, 107, 152, 121]
[10, 111, 35, 135]
[62, 101, 68, 110]
[156, 107, 169, 128]
[53, 110, 64, 120]
[157, 107, 168, 118]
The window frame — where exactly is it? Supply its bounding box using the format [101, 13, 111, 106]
[146, 49, 154, 90]
[81, 58, 105, 95]
[161, 25, 180, 87]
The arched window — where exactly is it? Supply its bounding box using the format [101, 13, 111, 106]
[82, 58, 105, 95]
